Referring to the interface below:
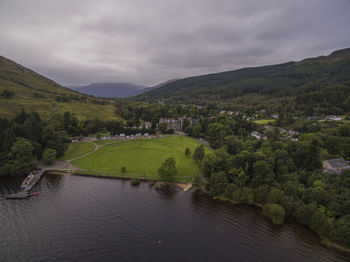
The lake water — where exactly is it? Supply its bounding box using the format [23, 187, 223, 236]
[0, 174, 349, 262]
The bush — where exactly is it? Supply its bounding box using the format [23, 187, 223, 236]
[1, 90, 15, 99]
[158, 157, 177, 181]
[131, 178, 141, 186]
[121, 166, 126, 173]
[43, 148, 56, 165]
[262, 203, 286, 225]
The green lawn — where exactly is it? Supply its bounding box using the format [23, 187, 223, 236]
[71, 136, 210, 182]
[60, 142, 96, 160]
[254, 119, 276, 124]
[93, 139, 116, 146]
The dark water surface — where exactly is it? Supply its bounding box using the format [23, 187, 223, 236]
[0, 174, 349, 262]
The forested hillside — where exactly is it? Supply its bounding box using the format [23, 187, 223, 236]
[0, 56, 119, 120]
[138, 48, 350, 115]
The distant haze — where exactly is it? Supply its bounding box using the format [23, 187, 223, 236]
[69, 82, 149, 98]
[0, 0, 350, 86]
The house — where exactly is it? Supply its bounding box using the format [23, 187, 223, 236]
[326, 115, 342, 121]
[159, 117, 199, 131]
[323, 158, 350, 174]
[290, 138, 298, 142]
[159, 118, 181, 130]
[264, 125, 273, 130]
[279, 128, 287, 134]
[287, 130, 300, 136]
[251, 131, 266, 140]
[272, 114, 279, 119]
[72, 136, 84, 142]
[139, 122, 152, 129]
[220, 110, 226, 114]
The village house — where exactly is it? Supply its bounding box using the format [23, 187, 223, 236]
[139, 121, 152, 129]
[159, 117, 199, 131]
[323, 158, 350, 174]
[159, 118, 181, 130]
[326, 115, 342, 121]
[251, 131, 266, 140]
[279, 128, 287, 134]
[272, 114, 279, 119]
[287, 130, 300, 136]
[72, 136, 85, 143]
[264, 125, 273, 130]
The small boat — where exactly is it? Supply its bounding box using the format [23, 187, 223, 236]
[30, 192, 39, 196]
[21, 172, 35, 188]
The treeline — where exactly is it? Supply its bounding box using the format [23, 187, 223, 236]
[190, 115, 350, 249]
[114, 102, 205, 127]
[0, 109, 128, 176]
[0, 109, 70, 176]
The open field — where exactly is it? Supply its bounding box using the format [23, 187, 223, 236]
[60, 142, 96, 160]
[254, 119, 276, 124]
[93, 139, 116, 146]
[71, 136, 210, 182]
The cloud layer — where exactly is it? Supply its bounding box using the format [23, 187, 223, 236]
[1, 0, 349, 86]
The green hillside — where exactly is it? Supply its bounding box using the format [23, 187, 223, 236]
[0, 56, 120, 120]
[137, 48, 350, 113]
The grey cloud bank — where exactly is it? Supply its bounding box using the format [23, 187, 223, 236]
[0, 0, 349, 86]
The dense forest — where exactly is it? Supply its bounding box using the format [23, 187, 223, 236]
[181, 113, 350, 249]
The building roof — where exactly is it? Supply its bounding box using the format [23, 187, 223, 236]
[324, 158, 350, 169]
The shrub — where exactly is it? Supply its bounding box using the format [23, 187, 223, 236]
[131, 178, 141, 186]
[43, 148, 56, 165]
[263, 203, 285, 225]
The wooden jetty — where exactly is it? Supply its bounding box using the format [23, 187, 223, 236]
[5, 169, 45, 200]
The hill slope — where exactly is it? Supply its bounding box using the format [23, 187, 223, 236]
[0, 56, 120, 120]
[69, 82, 149, 98]
[137, 48, 350, 110]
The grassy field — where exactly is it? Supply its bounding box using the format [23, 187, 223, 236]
[71, 136, 210, 182]
[93, 139, 116, 146]
[60, 142, 96, 160]
[254, 119, 276, 124]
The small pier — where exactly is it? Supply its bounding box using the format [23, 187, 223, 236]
[5, 169, 46, 199]
[173, 183, 192, 192]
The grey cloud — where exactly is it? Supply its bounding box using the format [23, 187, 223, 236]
[0, 0, 349, 86]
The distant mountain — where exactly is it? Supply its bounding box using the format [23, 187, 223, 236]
[0, 56, 119, 120]
[137, 48, 350, 106]
[68, 82, 150, 98]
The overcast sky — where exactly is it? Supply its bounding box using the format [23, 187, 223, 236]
[0, 0, 349, 87]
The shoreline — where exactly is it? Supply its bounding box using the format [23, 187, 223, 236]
[197, 187, 350, 254]
[46, 170, 192, 191]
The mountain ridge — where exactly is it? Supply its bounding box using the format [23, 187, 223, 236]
[137, 47, 350, 104]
